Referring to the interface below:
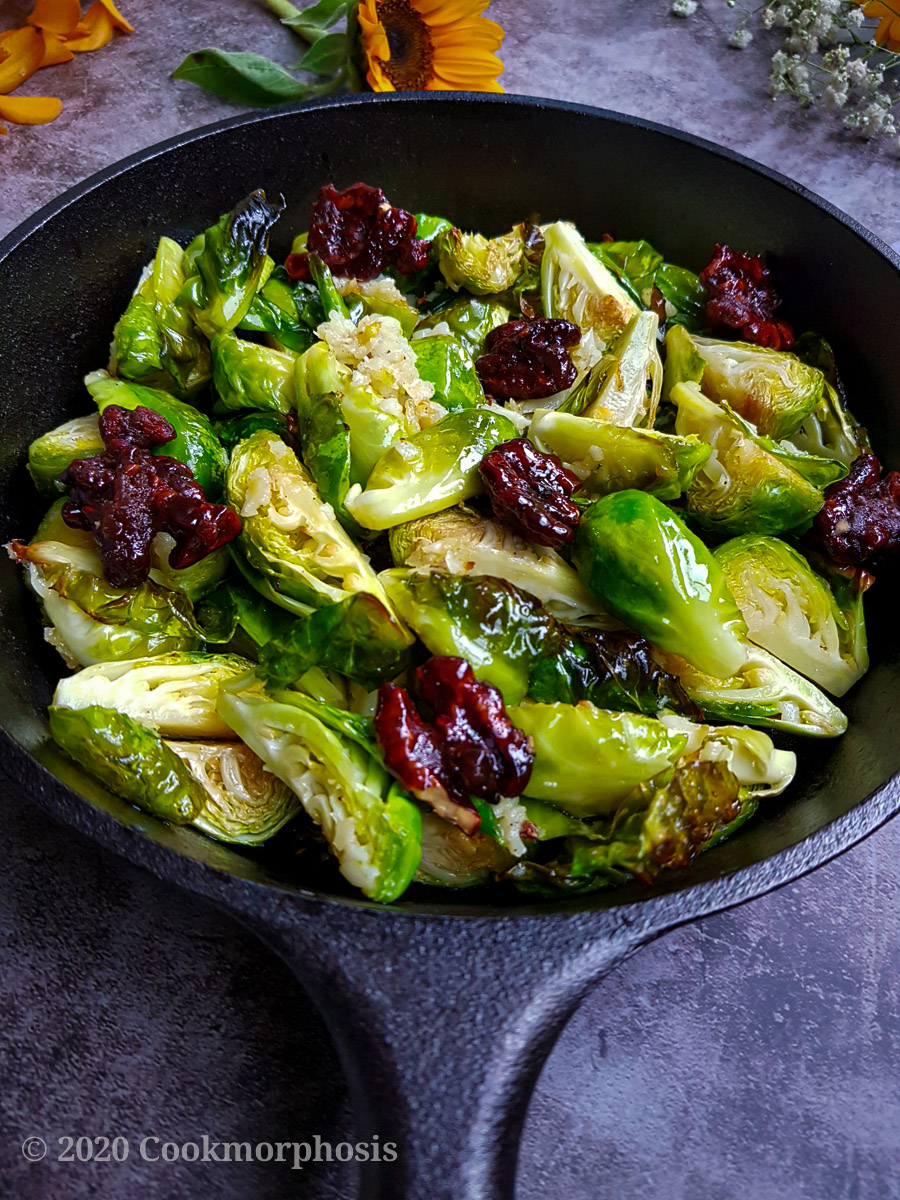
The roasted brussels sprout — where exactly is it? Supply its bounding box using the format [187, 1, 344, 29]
[714, 535, 868, 696]
[344, 408, 518, 531]
[541, 222, 639, 370]
[214, 411, 290, 456]
[238, 267, 320, 355]
[664, 325, 825, 440]
[563, 311, 662, 427]
[529, 409, 711, 501]
[388, 505, 610, 625]
[86, 371, 228, 499]
[670, 381, 834, 537]
[573, 490, 749, 679]
[415, 295, 512, 360]
[435, 226, 525, 295]
[211, 330, 296, 414]
[49, 704, 205, 823]
[226, 430, 389, 611]
[168, 739, 300, 845]
[217, 676, 422, 901]
[412, 334, 484, 411]
[787, 334, 868, 466]
[415, 811, 516, 887]
[181, 189, 284, 338]
[53, 652, 253, 738]
[9, 539, 201, 667]
[28, 414, 104, 497]
[111, 235, 212, 398]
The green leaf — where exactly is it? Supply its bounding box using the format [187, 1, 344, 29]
[282, 0, 355, 42]
[296, 31, 348, 75]
[171, 49, 316, 107]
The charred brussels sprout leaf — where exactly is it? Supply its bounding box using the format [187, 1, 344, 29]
[49, 704, 205, 823]
[87, 371, 228, 499]
[217, 677, 422, 902]
[53, 651, 253, 738]
[28, 414, 104, 496]
[715, 534, 868, 697]
[257, 593, 412, 691]
[211, 330, 296, 414]
[345, 408, 518, 531]
[168, 739, 300, 845]
[573, 489, 749, 679]
[226, 430, 389, 611]
[529, 409, 710, 501]
[412, 335, 484, 411]
[182, 190, 284, 338]
[111, 236, 212, 398]
[9, 539, 201, 667]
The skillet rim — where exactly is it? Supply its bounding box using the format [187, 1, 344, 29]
[1, 89, 898, 925]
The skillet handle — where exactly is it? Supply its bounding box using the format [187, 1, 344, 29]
[246, 903, 649, 1200]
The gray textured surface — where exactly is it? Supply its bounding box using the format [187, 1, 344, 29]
[2, 1, 900, 1196]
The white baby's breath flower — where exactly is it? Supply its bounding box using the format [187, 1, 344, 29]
[730, 27, 753, 47]
[670, 0, 698, 15]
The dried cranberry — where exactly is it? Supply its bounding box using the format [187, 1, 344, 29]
[286, 183, 431, 283]
[811, 451, 900, 570]
[475, 318, 581, 401]
[61, 405, 241, 589]
[374, 656, 534, 835]
[478, 437, 581, 548]
[700, 244, 794, 350]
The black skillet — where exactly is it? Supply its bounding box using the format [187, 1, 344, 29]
[1, 93, 899, 1199]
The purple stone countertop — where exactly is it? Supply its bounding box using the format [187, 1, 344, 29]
[2, 2, 899, 1197]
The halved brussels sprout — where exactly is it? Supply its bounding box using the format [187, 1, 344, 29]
[49, 704, 205, 823]
[168, 739, 300, 845]
[529, 409, 710, 501]
[664, 325, 825, 441]
[28, 414, 105, 498]
[436, 226, 525, 295]
[671, 381, 831, 537]
[563, 311, 662, 427]
[509, 701, 689, 818]
[388, 505, 611, 625]
[713, 535, 868, 696]
[111, 235, 212, 398]
[8, 539, 201, 667]
[415, 811, 517, 887]
[663, 643, 848, 737]
[53, 651, 253, 738]
[414, 295, 512, 360]
[541, 222, 639, 371]
[657, 714, 797, 796]
[86, 371, 228, 499]
[149, 535, 230, 602]
[573, 489, 749, 679]
[211, 330, 296, 414]
[217, 676, 422, 902]
[181, 190, 284, 338]
[412, 335, 484, 411]
[344, 408, 518, 531]
[787, 334, 868, 465]
[226, 430, 389, 611]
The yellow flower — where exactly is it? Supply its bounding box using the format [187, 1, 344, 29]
[857, 0, 900, 51]
[358, 0, 504, 93]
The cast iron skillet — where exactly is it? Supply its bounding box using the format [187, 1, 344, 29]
[1, 93, 899, 1199]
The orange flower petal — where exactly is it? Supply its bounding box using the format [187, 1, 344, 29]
[98, 0, 133, 33]
[27, 0, 82, 37]
[39, 31, 75, 65]
[64, 2, 113, 51]
[0, 26, 45, 95]
[0, 93, 63, 124]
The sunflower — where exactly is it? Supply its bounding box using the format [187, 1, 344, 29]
[857, 0, 900, 52]
[357, 0, 504, 93]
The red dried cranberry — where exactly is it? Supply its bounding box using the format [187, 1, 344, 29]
[288, 183, 431, 283]
[700, 244, 794, 350]
[475, 318, 581, 401]
[374, 656, 535, 834]
[417, 657, 534, 804]
[812, 451, 900, 570]
[478, 437, 581, 548]
[61, 405, 241, 589]
[374, 680, 479, 834]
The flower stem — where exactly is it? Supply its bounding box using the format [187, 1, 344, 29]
[264, 0, 303, 22]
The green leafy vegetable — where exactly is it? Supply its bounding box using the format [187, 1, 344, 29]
[412, 335, 484, 411]
[172, 49, 329, 106]
[28, 414, 104, 497]
[239, 267, 321, 355]
[211, 330, 296, 414]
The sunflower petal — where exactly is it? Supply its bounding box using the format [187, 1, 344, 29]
[39, 31, 75, 65]
[0, 26, 45, 95]
[27, 0, 82, 37]
[98, 0, 133, 33]
[0, 93, 63, 124]
[64, 1, 114, 51]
